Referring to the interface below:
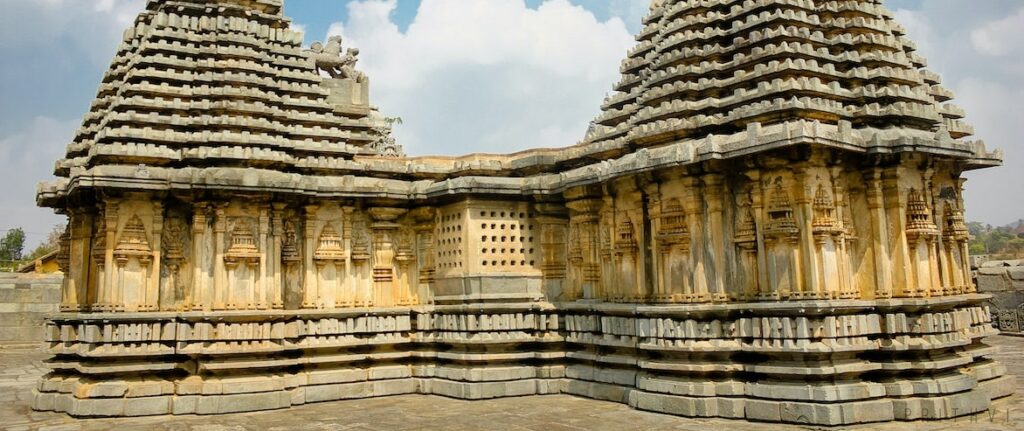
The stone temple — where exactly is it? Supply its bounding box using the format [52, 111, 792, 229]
[33, 0, 1011, 426]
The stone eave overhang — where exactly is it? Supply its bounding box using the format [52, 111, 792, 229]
[37, 120, 1001, 209]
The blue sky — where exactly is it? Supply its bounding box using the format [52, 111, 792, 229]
[1, 0, 1022, 249]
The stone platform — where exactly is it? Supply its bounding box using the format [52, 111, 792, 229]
[4, 336, 1024, 430]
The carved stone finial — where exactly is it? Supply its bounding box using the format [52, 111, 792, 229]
[369, 115, 405, 157]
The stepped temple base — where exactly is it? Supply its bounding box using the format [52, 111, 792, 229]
[33, 0, 1012, 426]
[34, 296, 1012, 426]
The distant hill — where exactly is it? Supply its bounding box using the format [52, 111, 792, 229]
[968, 219, 1024, 257]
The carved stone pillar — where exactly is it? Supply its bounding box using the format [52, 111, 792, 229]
[189, 203, 208, 311]
[681, 177, 709, 302]
[146, 201, 163, 311]
[410, 207, 436, 304]
[535, 203, 568, 300]
[794, 167, 822, 299]
[865, 169, 892, 298]
[566, 197, 602, 300]
[342, 206, 356, 305]
[956, 178, 974, 293]
[369, 207, 406, 307]
[394, 227, 416, 306]
[830, 167, 857, 299]
[350, 210, 372, 307]
[98, 200, 120, 311]
[63, 209, 92, 311]
[748, 171, 769, 300]
[256, 205, 270, 309]
[301, 204, 319, 308]
[270, 203, 286, 309]
[643, 180, 664, 301]
[213, 204, 228, 310]
[702, 174, 728, 302]
[734, 185, 758, 301]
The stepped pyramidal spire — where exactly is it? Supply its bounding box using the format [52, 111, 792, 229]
[590, 0, 976, 148]
[51, 0, 398, 186]
[33, 0, 1011, 426]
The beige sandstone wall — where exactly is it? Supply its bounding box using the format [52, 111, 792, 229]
[0, 273, 61, 344]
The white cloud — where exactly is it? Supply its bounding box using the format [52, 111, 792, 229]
[893, 9, 936, 57]
[326, 0, 634, 154]
[0, 0, 144, 249]
[970, 7, 1024, 57]
[608, 0, 649, 31]
[0, 0, 143, 65]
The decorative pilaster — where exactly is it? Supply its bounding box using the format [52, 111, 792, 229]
[865, 169, 892, 299]
[681, 176, 709, 302]
[410, 208, 436, 302]
[213, 204, 228, 310]
[63, 209, 92, 311]
[301, 204, 319, 309]
[794, 167, 822, 299]
[702, 173, 728, 302]
[536, 203, 569, 299]
[368, 207, 406, 307]
[270, 203, 287, 309]
[189, 203, 209, 310]
[146, 201, 163, 311]
[566, 196, 602, 300]
[98, 200, 119, 311]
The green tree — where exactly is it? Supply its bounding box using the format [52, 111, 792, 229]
[0, 228, 26, 270]
[25, 224, 66, 261]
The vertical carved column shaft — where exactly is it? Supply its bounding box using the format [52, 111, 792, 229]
[190, 203, 208, 310]
[148, 201, 164, 311]
[343, 206, 356, 305]
[747, 171, 769, 299]
[645, 182, 664, 300]
[302, 205, 319, 308]
[702, 174, 727, 302]
[865, 169, 892, 298]
[270, 204, 286, 308]
[258, 205, 270, 309]
[794, 167, 820, 298]
[682, 177, 708, 301]
[101, 200, 119, 310]
[65, 209, 92, 311]
[213, 205, 228, 310]
[957, 179, 974, 293]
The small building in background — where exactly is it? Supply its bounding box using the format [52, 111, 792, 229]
[16, 250, 61, 275]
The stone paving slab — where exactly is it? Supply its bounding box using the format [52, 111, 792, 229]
[3, 337, 1023, 431]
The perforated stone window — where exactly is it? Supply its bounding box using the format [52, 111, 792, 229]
[435, 210, 464, 272]
[474, 206, 537, 272]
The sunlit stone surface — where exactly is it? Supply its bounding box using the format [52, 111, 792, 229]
[33, 0, 1011, 425]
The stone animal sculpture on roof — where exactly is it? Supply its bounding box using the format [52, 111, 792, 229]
[33, 0, 1012, 426]
[308, 35, 366, 82]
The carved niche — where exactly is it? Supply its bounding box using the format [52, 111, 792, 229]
[224, 219, 261, 310]
[161, 216, 189, 309]
[113, 214, 154, 310]
[905, 188, 939, 241]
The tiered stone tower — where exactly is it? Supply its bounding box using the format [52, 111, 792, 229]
[34, 0, 1010, 425]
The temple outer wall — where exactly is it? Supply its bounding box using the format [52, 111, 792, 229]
[0, 273, 62, 345]
[977, 261, 1024, 332]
